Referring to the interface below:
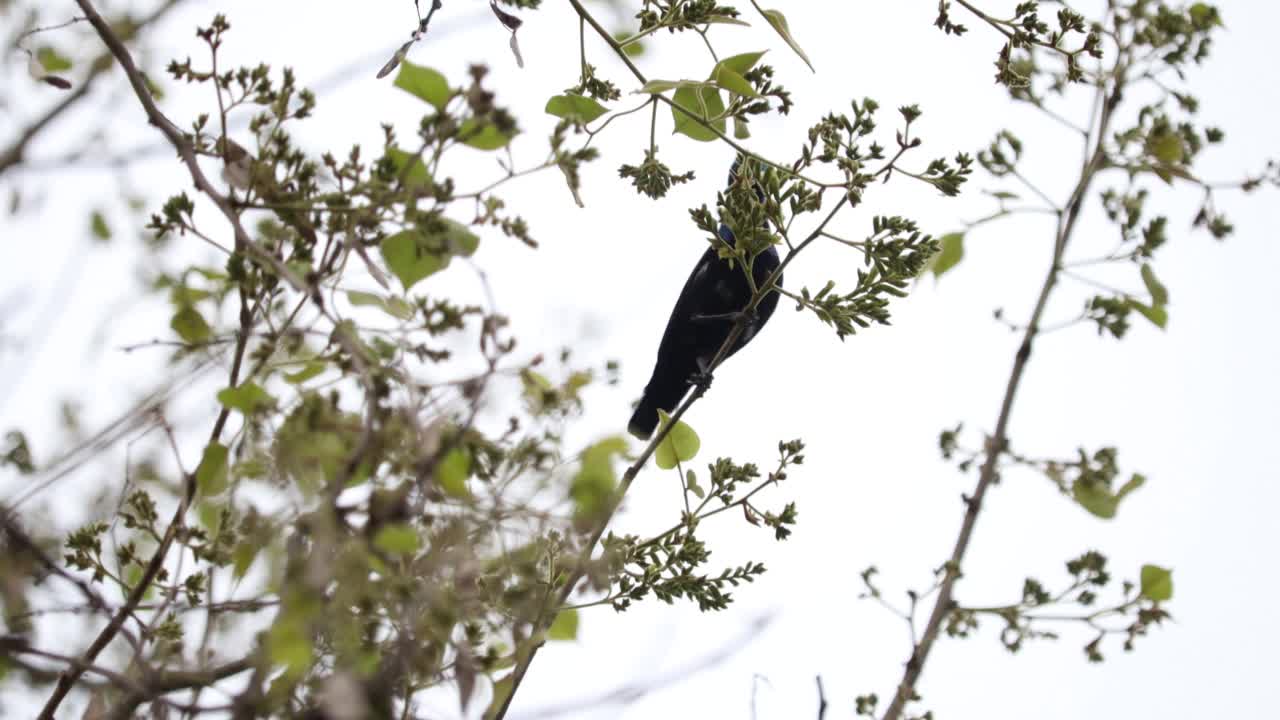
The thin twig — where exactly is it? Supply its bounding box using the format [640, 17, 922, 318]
[878, 32, 1128, 720]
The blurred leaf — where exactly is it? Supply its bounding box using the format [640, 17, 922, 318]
[929, 232, 965, 279]
[348, 290, 415, 320]
[545, 94, 609, 123]
[394, 61, 450, 110]
[1127, 299, 1168, 329]
[198, 501, 223, 534]
[570, 436, 628, 521]
[2, 431, 35, 474]
[548, 609, 579, 641]
[1073, 473, 1145, 519]
[441, 218, 480, 256]
[1189, 3, 1222, 26]
[1140, 264, 1169, 306]
[654, 411, 700, 469]
[458, 119, 514, 150]
[170, 306, 211, 344]
[216, 382, 276, 415]
[195, 442, 229, 496]
[1140, 564, 1173, 601]
[373, 524, 421, 555]
[283, 361, 327, 384]
[436, 447, 471, 498]
[267, 607, 314, 677]
[1148, 130, 1184, 165]
[380, 230, 446, 291]
[89, 210, 111, 241]
[36, 47, 72, 72]
[386, 147, 431, 191]
[232, 542, 258, 579]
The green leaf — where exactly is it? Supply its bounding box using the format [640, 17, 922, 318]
[1188, 4, 1221, 26]
[436, 447, 471, 498]
[685, 469, 705, 499]
[347, 290, 415, 321]
[1140, 264, 1169, 306]
[734, 117, 751, 139]
[36, 47, 72, 73]
[347, 290, 384, 308]
[753, 6, 814, 72]
[654, 411, 701, 469]
[458, 119, 514, 151]
[232, 542, 258, 579]
[715, 51, 767, 77]
[441, 218, 481, 257]
[170, 306, 211, 344]
[267, 612, 313, 677]
[1127, 299, 1168, 329]
[283, 361, 327, 384]
[671, 85, 726, 142]
[570, 437, 628, 521]
[386, 147, 431, 191]
[613, 32, 646, 57]
[710, 67, 758, 98]
[373, 524, 421, 555]
[380, 230, 446, 291]
[378, 220, 477, 293]
[547, 609, 579, 641]
[1148, 131, 1185, 165]
[1073, 473, 1145, 519]
[929, 232, 965, 279]
[216, 382, 276, 415]
[394, 61, 450, 110]
[1139, 564, 1173, 602]
[195, 442, 230, 496]
[90, 211, 111, 241]
[710, 53, 766, 99]
[545, 94, 609, 123]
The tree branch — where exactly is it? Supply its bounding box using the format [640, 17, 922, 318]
[878, 44, 1128, 720]
[0, 0, 186, 176]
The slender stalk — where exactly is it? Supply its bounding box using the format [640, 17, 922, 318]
[878, 46, 1128, 720]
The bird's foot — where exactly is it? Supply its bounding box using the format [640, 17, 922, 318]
[689, 357, 715, 393]
[689, 370, 715, 392]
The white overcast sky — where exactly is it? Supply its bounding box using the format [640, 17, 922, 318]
[2, 1, 1278, 718]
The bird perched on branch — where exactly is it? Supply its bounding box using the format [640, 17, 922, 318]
[628, 158, 782, 440]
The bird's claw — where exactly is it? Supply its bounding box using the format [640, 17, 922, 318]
[690, 356, 715, 392]
[690, 370, 714, 392]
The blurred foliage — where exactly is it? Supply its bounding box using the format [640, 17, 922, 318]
[0, 2, 1273, 719]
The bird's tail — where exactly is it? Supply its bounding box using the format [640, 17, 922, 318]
[628, 378, 689, 440]
[628, 394, 661, 440]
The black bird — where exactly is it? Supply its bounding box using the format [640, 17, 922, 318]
[628, 165, 782, 440]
